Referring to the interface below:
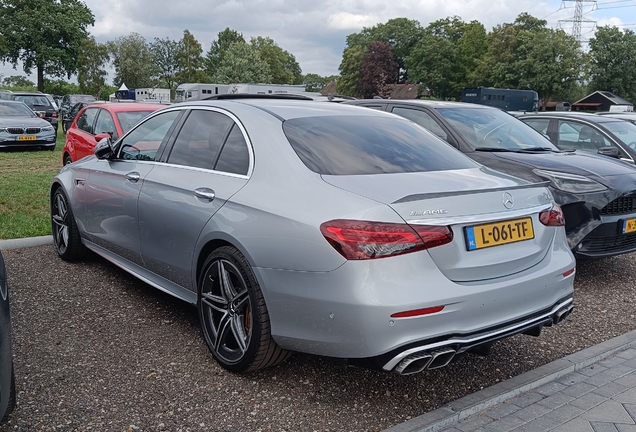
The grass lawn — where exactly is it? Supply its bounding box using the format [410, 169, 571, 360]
[0, 134, 65, 239]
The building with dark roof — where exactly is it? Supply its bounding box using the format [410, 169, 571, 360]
[571, 91, 632, 112]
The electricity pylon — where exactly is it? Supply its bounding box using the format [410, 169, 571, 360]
[558, 0, 597, 42]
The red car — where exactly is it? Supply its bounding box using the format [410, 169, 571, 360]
[63, 102, 165, 165]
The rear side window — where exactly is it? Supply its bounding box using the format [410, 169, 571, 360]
[214, 124, 250, 175]
[283, 115, 476, 175]
[167, 110, 233, 170]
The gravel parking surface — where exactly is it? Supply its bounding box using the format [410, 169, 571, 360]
[1, 245, 635, 432]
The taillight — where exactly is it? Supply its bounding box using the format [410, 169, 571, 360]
[320, 220, 453, 260]
[51, 112, 57, 118]
[539, 204, 565, 227]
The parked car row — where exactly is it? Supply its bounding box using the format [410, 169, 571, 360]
[50, 94, 577, 376]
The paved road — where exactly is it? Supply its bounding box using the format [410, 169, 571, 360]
[1, 243, 635, 431]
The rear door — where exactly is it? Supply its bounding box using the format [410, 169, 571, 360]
[138, 108, 251, 291]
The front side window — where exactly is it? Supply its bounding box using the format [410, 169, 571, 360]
[167, 110, 233, 169]
[76, 108, 98, 134]
[118, 110, 180, 161]
[392, 107, 448, 141]
[94, 110, 117, 138]
[283, 115, 476, 175]
[557, 120, 612, 152]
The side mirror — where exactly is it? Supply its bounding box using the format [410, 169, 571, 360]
[94, 132, 111, 143]
[597, 146, 620, 158]
[94, 137, 114, 160]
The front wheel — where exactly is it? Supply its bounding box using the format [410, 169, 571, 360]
[51, 188, 85, 261]
[198, 246, 290, 373]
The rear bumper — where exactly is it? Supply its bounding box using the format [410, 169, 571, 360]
[379, 295, 572, 374]
[255, 231, 575, 360]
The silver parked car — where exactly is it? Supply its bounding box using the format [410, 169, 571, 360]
[0, 100, 57, 150]
[50, 96, 575, 375]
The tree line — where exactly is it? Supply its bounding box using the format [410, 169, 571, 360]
[0, 0, 635, 105]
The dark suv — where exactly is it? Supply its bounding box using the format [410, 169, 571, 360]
[10, 92, 59, 133]
[59, 94, 96, 133]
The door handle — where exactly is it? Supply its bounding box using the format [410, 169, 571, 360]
[194, 188, 216, 202]
[126, 172, 140, 182]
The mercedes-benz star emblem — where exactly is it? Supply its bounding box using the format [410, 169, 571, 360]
[502, 192, 514, 209]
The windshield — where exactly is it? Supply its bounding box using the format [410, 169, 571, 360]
[70, 95, 96, 104]
[0, 102, 36, 117]
[602, 120, 636, 150]
[116, 111, 155, 133]
[436, 108, 559, 151]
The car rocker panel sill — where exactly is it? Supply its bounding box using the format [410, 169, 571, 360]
[382, 296, 573, 372]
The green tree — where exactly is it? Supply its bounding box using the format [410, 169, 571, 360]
[175, 30, 208, 84]
[250, 36, 302, 84]
[0, 0, 94, 91]
[150, 37, 180, 92]
[588, 26, 636, 103]
[303, 73, 338, 92]
[209, 42, 271, 84]
[337, 45, 366, 97]
[472, 14, 583, 106]
[1, 75, 35, 88]
[405, 34, 456, 100]
[515, 28, 583, 107]
[409, 17, 488, 99]
[43, 78, 79, 96]
[345, 18, 424, 82]
[108, 33, 155, 88]
[205, 28, 245, 79]
[77, 36, 110, 98]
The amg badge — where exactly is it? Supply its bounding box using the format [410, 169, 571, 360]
[409, 209, 448, 216]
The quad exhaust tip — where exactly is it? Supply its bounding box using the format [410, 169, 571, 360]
[394, 348, 456, 375]
[553, 304, 574, 325]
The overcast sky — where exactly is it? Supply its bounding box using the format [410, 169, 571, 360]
[2, 0, 635, 84]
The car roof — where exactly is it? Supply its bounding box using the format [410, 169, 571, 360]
[348, 99, 500, 110]
[181, 96, 395, 121]
[517, 111, 625, 124]
[83, 101, 166, 113]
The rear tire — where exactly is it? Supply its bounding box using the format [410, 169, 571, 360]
[51, 188, 85, 261]
[63, 155, 73, 166]
[198, 246, 290, 373]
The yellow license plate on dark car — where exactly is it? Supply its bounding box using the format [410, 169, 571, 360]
[465, 217, 534, 251]
[17, 136, 36, 141]
[622, 218, 636, 234]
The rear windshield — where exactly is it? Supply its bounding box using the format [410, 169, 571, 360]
[283, 115, 476, 175]
[12, 95, 52, 109]
[117, 111, 155, 134]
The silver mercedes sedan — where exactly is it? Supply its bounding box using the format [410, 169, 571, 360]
[50, 96, 575, 375]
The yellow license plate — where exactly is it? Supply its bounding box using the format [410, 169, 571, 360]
[17, 136, 37, 141]
[465, 217, 534, 251]
[622, 218, 636, 234]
